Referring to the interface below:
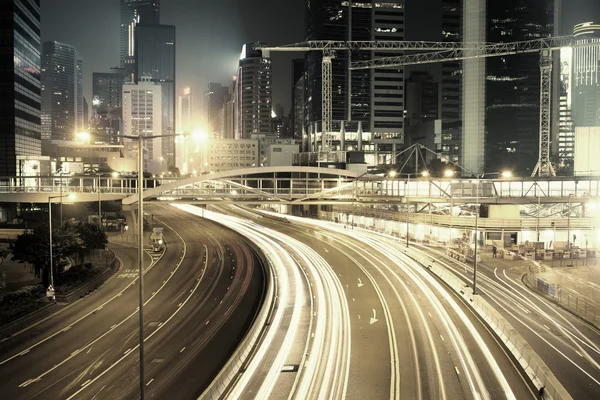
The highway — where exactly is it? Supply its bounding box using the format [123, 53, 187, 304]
[407, 241, 600, 399]
[184, 205, 536, 400]
[0, 205, 264, 399]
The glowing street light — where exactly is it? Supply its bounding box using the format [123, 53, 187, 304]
[444, 169, 455, 178]
[389, 170, 397, 178]
[421, 170, 430, 177]
[75, 132, 91, 144]
[501, 170, 513, 179]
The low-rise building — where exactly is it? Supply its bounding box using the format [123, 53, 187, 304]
[207, 139, 259, 172]
[266, 144, 299, 167]
[42, 140, 135, 173]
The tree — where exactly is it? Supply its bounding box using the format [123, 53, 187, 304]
[74, 222, 108, 265]
[9, 224, 83, 287]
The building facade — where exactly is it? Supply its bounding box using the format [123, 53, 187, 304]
[571, 22, 600, 127]
[484, 0, 555, 175]
[41, 41, 79, 141]
[92, 72, 124, 144]
[0, 0, 42, 177]
[135, 24, 176, 167]
[120, 0, 160, 80]
[207, 82, 230, 139]
[440, 0, 462, 164]
[76, 57, 83, 132]
[207, 139, 259, 172]
[234, 44, 272, 139]
[304, 0, 405, 167]
[122, 77, 163, 173]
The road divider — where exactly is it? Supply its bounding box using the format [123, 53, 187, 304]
[197, 228, 276, 400]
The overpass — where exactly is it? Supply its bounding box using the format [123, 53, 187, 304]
[1, 167, 599, 205]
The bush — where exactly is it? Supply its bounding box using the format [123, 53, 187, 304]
[56, 263, 103, 292]
[0, 284, 46, 324]
[0, 285, 44, 306]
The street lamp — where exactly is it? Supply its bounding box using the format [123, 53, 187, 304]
[121, 132, 184, 399]
[444, 169, 455, 178]
[48, 193, 76, 300]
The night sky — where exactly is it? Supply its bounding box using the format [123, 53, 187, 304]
[41, 0, 600, 121]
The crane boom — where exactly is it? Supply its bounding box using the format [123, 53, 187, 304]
[348, 35, 600, 70]
[348, 35, 600, 177]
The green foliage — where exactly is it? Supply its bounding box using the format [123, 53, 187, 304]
[0, 284, 47, 324]
[0, 247, 9, 265]
[9, 224, 84, 287]
[75, 222, 108, 251]
[56, 263, 102, 292]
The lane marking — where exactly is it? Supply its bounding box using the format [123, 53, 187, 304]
[180, 347, 185, 353]
[146, 379, 154, 386]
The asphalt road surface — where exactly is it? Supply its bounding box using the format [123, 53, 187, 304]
[0, 204, 264, 400]
[209, 206, 537, 400]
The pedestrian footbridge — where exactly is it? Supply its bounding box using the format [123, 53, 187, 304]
[0, 167, 599, 206]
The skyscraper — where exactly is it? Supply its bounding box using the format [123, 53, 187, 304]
[571, 22, 600, 127]
[177, 87, 192, 134]
[135, 24, 176, 167]
[0, 0, 42, 177]
[41, 41, 78, 141]
[291, 59, 305, 140]
[234, 44, 272, 139]
[485, 0, 555, 175]
[76, 57, 84, 132]
[120, 0, 160, 79]
[92, 72, 125, 143]
[304, 1, 405, 166]
[440, 0, 462, 165]
[122, 77, 163, 173]
[207, 82, 230, 139]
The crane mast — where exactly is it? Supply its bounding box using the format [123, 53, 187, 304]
[347, 35, 600, 177]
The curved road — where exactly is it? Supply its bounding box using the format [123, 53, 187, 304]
[198, 205, 537, 400]
[0, 205, 264, 399]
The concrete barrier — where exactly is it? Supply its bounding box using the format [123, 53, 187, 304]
[198, 243, 276, 400]
[406, 248, 572, 400]
[0, 301, 61, 338]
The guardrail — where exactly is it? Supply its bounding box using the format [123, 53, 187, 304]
[199, 242, 276, 399]
[54, 249, 120, 303]
[523, 263, 600, 330]
[405, 248, 571, 400]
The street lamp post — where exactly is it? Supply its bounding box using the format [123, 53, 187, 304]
[122, 132, 183, 400]
[48, 193, 76, 300]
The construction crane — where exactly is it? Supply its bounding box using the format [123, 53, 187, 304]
[256, 41, 480, 152]
[349, 35, 600, 177]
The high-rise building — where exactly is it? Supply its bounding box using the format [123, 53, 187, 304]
[571, 22, 600, 127]
[406, 71, 439, 127]
[122, 76, 163, 173]
[177, 87, 192, 134]
[291, 59, 305, 140]
[120, 0, 160, 79]
[440, 0, 461, 164]
[83, 97, 89, 130]
[176, 87, 191, 172]
[304, 1, 405, 166]
[41, 41, 78, 141]
[135, 24, 176, 167]
[234, 44, 272, 139]
[76, 57, 84, 132]
[0, 0, 42, 177]
[92, 72, 124, 143]
[484, 0, 555, 175]
[207, 82, 230, 138]
[294, 75, 306, 143]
